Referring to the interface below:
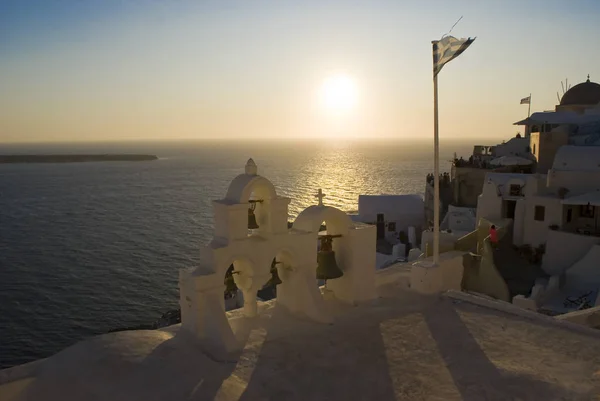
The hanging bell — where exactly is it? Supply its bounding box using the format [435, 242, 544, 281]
[316, 249, 343, 280]
[267, 264, 283, 287]
[224, 264, 238, 296]
[248, 207, 259, 229]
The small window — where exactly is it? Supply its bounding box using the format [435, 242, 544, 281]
[532, 143, 536, 156]
[534, 205, 545, 221]
[567, 208, 573, 223]
[509, 184, 522, 196]
[387, 222, 396, 232]
[580, 204, 595, 218]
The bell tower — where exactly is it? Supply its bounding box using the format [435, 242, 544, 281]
[179, 160, 377, 359]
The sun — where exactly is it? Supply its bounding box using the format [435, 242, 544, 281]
[319, 74, 359, 114]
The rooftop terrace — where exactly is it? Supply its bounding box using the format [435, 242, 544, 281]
[2, 264, 599, 401]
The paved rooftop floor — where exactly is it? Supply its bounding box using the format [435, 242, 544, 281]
[2, 267, 600, 401]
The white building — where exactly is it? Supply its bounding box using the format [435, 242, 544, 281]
[353, 194, 424, 244]
[440, 205, 477, 235]
[514, 77, 600, 173]
[492, 135, 532, 158]
[477, 146, 600, 278]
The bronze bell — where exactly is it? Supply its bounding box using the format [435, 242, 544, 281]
[224, 264, 238, 297]
[267, 261, 283, 287]
[316, 250, 343, 280]
[316, 236, 343, 280]
[248, 206, 259, 229]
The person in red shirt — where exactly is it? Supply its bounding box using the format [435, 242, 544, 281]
[489, 225, 498, 249]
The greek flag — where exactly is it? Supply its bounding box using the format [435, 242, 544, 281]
[432, 36, 476, 77]
[520, 96, 531, 104]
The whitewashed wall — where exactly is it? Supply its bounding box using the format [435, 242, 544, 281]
[542, 230, 600, 275]
[521, 195, 562, 247]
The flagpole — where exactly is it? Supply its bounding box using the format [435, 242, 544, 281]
[433, 73, 440, 265]
[430, 34, 474, 266]
[527, 93, 531, 118]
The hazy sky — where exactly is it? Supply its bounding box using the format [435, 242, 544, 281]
[1, 0, 599, 143]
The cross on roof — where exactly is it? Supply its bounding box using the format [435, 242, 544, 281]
[315, 189, 326, 206]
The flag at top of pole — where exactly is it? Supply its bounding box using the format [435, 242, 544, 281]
[521, 94, 532, 117]
[432, 36, 476, 77]
[520, 96, 531, 104]
[430, 34, 475, 266]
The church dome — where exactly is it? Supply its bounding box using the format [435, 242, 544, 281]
[560, 76, 600, 106]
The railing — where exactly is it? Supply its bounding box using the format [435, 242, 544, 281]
[454, 230, 478, 252]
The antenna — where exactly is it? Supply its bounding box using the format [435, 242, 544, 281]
[557, 77, 571, 102]
[442, 16, 463, 38]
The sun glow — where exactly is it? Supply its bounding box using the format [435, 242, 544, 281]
[319, 74, 359, 114]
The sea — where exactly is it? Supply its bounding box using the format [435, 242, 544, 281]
[0, 139, 473, 369]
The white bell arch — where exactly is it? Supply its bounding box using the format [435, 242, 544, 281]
[179, 161, 377, 356]
[293, 193, 377, 304]
[179, 159, 332, 356]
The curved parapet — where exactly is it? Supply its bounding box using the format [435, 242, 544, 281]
[461, 221, 511, 302]
[477, 238, 511, 302]
[564, 244, 600, 287]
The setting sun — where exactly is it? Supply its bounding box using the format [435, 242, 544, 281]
[319, 74, 359, 114]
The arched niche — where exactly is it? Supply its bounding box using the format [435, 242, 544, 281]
[217, 248, 297, 296]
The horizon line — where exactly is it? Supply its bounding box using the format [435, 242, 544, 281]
[0, 136, 506, 145]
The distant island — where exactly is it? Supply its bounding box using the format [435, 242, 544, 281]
[0, 154, 158, 164]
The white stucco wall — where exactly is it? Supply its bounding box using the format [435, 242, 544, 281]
[521, 195, 562, 247]
[546, 146, 600, 195]
[542, 230, 600, 276]
[326, 224, 377, 303]
[420, 230, 460, 255]
[476, 191, 502, 223]
[493, 137, 531, 157]
[552, 145, 600, 171]
[357, 195, 424, 233]
[564, 245, 600, 288]
[512, 199, 526, 245]
[547, 170, 600, 195]
[441, 205, 477, 233]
